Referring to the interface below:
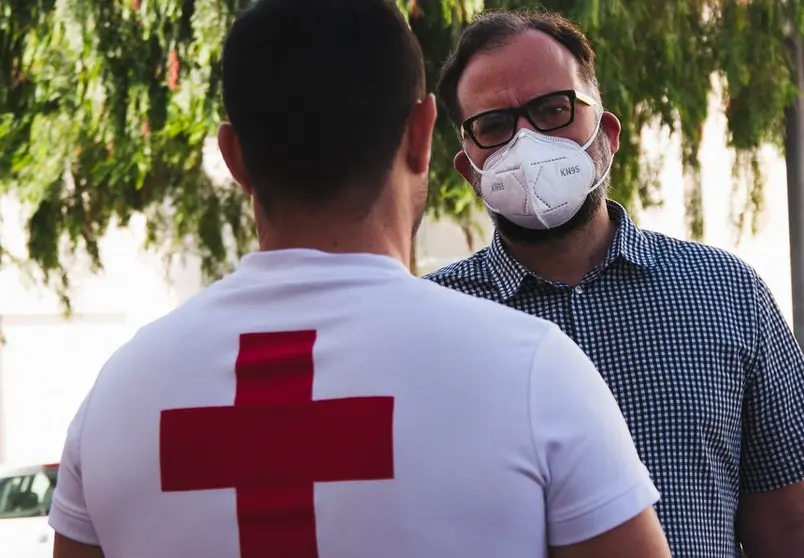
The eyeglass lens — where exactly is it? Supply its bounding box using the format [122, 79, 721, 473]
[468, 92, 574, 148]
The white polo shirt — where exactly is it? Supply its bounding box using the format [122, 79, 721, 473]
[50, 249, 659, 558]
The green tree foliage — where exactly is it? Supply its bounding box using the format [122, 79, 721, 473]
[1, 0, 802, 306]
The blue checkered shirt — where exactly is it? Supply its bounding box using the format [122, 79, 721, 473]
[424, 201, 804, 557]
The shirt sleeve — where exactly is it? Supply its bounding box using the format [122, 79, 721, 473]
[529, 325, 660, 547]
[741, 273, 804, 493]
[48, 392, 101, 546]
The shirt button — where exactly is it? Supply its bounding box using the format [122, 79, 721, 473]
[574, 285, 584, 295]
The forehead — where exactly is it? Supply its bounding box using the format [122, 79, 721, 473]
[456, 30, 582, 120]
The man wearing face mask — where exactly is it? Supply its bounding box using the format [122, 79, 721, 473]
[425, 10, 804, 558]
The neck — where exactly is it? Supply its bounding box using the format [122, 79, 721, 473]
[501, 204, 616, 286]
[254, 198, 413, 269]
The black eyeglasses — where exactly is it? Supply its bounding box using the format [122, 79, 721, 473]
[461, 89, 598, 149]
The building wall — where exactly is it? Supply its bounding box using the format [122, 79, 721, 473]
[0, 88, 794, 466]
[0, 198, 202, 466]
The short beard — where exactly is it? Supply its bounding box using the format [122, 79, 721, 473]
[493, 190, 605, 243]
[475, 130, 612, 245]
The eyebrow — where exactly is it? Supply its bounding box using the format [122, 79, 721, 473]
[465, 89, 598, 121]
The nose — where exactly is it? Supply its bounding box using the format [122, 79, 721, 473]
[515, 114, 538, 135]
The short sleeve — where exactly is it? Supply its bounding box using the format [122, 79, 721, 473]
[741, 274, 804, 493]
[48, 392, 100, 546]
[529, 326, 660, 547]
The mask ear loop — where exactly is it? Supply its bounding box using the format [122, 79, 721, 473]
[584, 113, 614, 194]
[580, 112, 605, 151]
[589, 154, 613, 194]
[464, 143, 507, 177]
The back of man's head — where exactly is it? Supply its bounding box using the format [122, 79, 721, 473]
[221, 0, 425, 215]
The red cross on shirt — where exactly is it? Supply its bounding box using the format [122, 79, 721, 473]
[159, 330, 395, 558]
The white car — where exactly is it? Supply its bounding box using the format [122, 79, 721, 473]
[0, 463, 58, 558]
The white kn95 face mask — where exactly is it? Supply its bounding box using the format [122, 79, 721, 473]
[466, 116, 612, 230]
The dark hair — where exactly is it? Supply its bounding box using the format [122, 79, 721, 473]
[437, 11, 599, 128]
[222, 0, 425, 212]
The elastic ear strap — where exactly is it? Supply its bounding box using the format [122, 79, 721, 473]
[465, 150, 486, 175]
[580, 114, 605, 151]
[588, 149, 614, 194]
[464, 136, 511, 176]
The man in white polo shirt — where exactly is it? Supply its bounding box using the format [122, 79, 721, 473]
[49, 1, 670, 557]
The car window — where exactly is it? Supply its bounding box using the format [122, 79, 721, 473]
[0, 468, 58, 519]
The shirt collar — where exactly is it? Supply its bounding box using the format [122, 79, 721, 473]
[237, 248, 410, 278]
[604, 201, 656, 269]
[487, 233, 531, 300]
[486, 201, 656, 300]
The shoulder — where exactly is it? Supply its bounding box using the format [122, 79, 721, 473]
[636, 230, 771, 330]
[422, 248, 496, 292]
[365, 275, 563, 372]
[408, 274, 552, 333]
[97, 274, 240, 374]
[112, 269, 553, 366]
[643, 229, 761, 287]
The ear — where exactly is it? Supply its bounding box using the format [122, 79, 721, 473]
[453, 150, 472, 184]
[406, 94, 438, 175]
[601, 111, 621, 155]
[218, 122, 253, 196]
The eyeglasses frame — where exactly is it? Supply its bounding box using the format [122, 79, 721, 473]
[460, 89, 599, 150]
